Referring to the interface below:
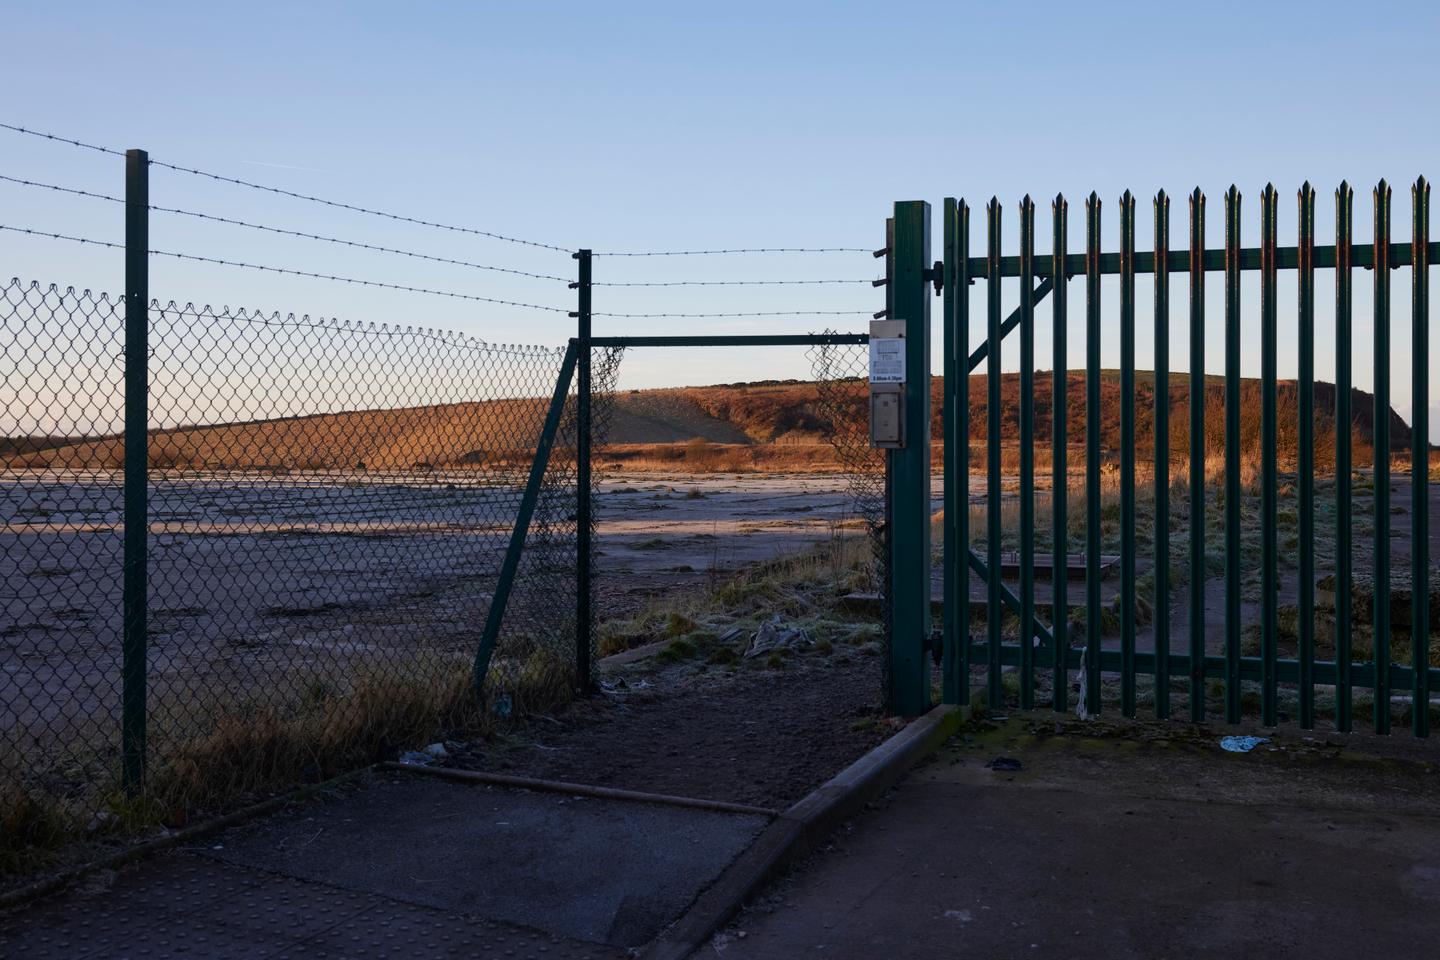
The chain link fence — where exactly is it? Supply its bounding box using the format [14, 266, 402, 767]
[2, 277, 614, 827]
[809, 338, 891, 705]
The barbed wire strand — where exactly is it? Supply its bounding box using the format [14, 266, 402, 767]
[1, 172, 877, 287]
[2, 124, 876, 263]
[0, 122, 127, 158]
[594, 277, 870, 287]
[595, 247, 870, 256]
[0, 224, 571, 313]
[0, 173, 575, 284]
[1, 121, 573, 254]
[148, 158, 577, 254]
[593, 309, 870, 318]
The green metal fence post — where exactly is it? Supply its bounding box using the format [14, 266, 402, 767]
[986, 199, 1004, 710]
[1188, 189, 1207, 723]
[1223, 186, 1242, 725]
[122, 148, 149, 793]
[1051, 195, 1070, 713]
[1297, 183, 1317, 729]
[1153, 190, 1171, 720]
[1084, 193, 1102, 714]
[473, 344, 579, 694]
[1413, 176, 1431, 739]
[890, 200, 932, 716]
[1018, 196, 1036, 710]
[1335, 182, 1354, 733]
[1373, 181, 1392, 735]
[1119, 191, 1137, 717]
[573, 249, 593, 693]
[942, 199, 969, 705]
[1260, 184, 1279, 727]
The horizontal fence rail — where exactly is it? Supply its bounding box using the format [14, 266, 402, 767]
[944, 180, 1436, 737]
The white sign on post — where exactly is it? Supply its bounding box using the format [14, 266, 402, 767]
[869, 337, 906, 383]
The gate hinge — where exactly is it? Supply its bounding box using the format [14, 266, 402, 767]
[920, 260, 944, 295]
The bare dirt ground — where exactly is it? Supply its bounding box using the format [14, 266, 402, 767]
[0, 470, 877, 740]
[448, 652, 891, 811]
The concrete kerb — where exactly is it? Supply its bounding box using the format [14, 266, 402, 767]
[639, 702, 966, 960]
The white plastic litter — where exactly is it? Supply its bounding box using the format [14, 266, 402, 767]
[745, 615, 813, 659]
[1219, 735, 1269, 753]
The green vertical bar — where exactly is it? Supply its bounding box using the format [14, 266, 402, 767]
[986, 198, 1004, 710]
[891, 200, 933, 717]
[1413, 177, 1431, 739]
[955, 202, 972, 707]
[1373, 181, 1392, 735]
[1084, 192, 1102, 715]
[942, 198, 961, 705]
[1297, 183, 1317, 729]
[1153, 190, 1171, 720]
[1335, 182, 1355, 733]
[1260, 184, 1279, 727]
[1188, 189, 1207, 723]
[122, 148, 149, 792]
[1224, 186, 1242, 725]
[574, 249, 593, 692]
[1051, 195, 1070, 713]
[1018, 196, 1036, 710]
[941, 198, 957, 704]
[1119, 191, 1137, 717]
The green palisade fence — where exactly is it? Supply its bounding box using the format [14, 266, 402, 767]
[941, 179, 1437, 736]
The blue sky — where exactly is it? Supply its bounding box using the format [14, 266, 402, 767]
[2, 0, 1436, 437]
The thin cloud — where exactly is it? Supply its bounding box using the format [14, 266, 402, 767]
[239, 159, 329, 174]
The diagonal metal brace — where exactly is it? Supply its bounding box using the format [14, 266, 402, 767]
[967, 277, 1054, 372]
[472, 342, 579, 694]
[967, 548, 1055, 648]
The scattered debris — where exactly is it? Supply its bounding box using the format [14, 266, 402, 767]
[397, 750, 434, 765]
[1220, 735, 1269, 753]
[86, 810, 117, 834]
[598, 676, 651, 695]
[985, 757, 1023, 772]
[423, 742, 449, 760]
[745, 615, 812, 660]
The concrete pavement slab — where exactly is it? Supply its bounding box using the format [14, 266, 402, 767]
[0, 772, 771, 958]
[714, 719, 1440, 960]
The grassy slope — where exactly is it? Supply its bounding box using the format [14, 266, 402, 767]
[6, 373, 1424, 471]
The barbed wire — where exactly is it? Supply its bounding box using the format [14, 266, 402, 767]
[2, 120, 573, 254]
[0, 173, 573, 283]
[0, 122, 127, 158]
[147, 159, 575, 254]
[0, 224, 572, 312]
[592, 308, 871, 318]
[595, 247, 870, 256]
[593, 277, 871, 287]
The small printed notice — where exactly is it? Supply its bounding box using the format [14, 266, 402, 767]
[869, 337, 906, 383]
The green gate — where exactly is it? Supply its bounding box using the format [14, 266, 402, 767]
[887, 181, 1435, 736]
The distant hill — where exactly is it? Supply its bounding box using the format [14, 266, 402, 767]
[5, 372, 1420, 473]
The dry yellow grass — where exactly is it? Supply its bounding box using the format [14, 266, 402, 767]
[1, 650, 574, 880]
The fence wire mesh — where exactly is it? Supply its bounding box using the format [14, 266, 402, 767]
[2, 277, 608, 819]
[809, 338, 890, 705]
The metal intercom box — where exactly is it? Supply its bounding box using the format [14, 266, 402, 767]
[869, 319, 906, 449]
